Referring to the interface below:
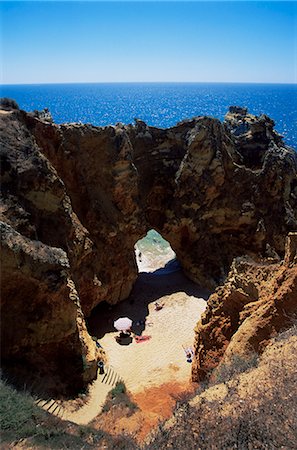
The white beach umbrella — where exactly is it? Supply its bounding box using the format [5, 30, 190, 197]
[114, 317, 132, 332]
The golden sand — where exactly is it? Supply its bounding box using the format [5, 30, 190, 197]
[62, 258, 208, 424]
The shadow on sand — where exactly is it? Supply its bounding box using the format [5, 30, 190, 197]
[115, 334, 133, 346]
[87, 259, 211, 340]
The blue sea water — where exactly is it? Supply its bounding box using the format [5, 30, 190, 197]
[1, 82, 296, 148]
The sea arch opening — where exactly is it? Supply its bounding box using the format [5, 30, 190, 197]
[134, 229, 178, 274]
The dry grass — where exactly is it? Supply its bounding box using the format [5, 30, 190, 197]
[145, 325, 297, 449]
[0, 377, 138, 449]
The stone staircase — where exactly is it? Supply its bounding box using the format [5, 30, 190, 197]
[35, 397, 65, 418]
[100, 365, 123, 387]
[35, 365, 123, 423]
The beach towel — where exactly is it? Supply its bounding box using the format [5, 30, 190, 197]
[134, 335, 151, 343]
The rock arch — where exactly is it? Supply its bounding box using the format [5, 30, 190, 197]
[1, 105, 296, 391]
[3, 107, 297, 317]
[134, 228, 176, 273]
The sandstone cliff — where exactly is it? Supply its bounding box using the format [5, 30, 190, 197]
[192, 232, 297, 382]
[0, 107, 98, 392]
[1, 101, 296, 391]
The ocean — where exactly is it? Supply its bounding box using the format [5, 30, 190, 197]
[1, 82, 296, 149]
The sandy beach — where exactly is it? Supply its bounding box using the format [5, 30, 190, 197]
[61, 252, 209, 426]
[89, 275, 207, 393]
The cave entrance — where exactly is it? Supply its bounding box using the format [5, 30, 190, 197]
[134, 229, 177, 273]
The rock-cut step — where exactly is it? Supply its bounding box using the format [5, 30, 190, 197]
[100, 365, 123, 387]
[35, 366, 123, 425]
[35, 397, 65, 418]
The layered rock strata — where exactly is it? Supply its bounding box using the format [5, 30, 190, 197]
[192, 232, 297, 382]
[1, 102, 296, 390]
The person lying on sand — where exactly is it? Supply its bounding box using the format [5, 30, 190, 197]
[154, 301, 164, 311]
[135, 319, 154, 326]
[134, 335, 151, 343]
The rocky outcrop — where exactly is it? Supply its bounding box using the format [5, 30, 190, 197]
[27, 106, 297, 292]
[1, 222, 97, 391]
[0, 109, 98, 392]
[128, 110, 297, 288]
[192, 232, 297, 382]
[1, 102, 296, 391]
[23, 116, 145, 315]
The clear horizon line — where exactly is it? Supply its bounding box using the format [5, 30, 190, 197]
[1, 80, 296, 87]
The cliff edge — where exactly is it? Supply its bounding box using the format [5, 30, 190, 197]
[192, 232, 297, 381]
[1, 100, 296, 391]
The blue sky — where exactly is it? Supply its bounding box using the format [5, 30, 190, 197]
[1, 1, 296, 84]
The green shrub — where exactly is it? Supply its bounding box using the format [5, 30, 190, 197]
[110, 381, 126, 398]
[102, 381, 138, 416]
[0, 378, 43, 439]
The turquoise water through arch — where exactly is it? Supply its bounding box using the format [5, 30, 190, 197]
[135, 230, 177, 273]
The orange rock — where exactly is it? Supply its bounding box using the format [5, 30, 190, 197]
[192, 233, 297, 382]
[1, 102, 296, 393]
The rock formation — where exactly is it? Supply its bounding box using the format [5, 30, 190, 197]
[1, 100, 296, 391]
[0, 108, 98, 392]
[192, 232, 297, 382]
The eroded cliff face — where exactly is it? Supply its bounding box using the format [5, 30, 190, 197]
[128, 111, 297, 287]
[0, 109, 98, 392]
[23, 116, 145, 316]
[192, 232, 297, 382]
[1, 102, 296, 391]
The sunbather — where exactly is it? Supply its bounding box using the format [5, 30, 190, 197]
[154, 301, 164, 311]
[134, 335, 151, 343]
